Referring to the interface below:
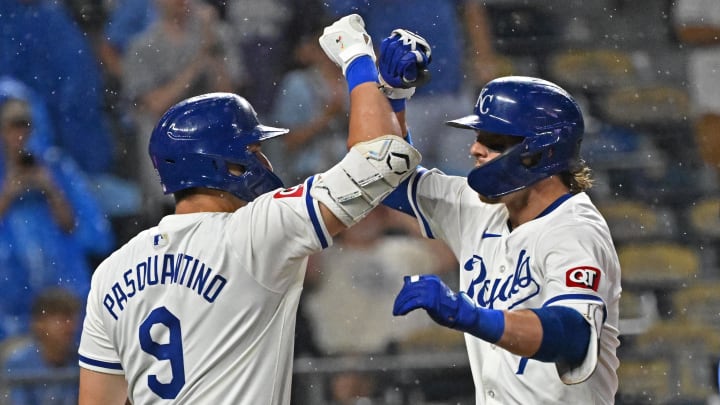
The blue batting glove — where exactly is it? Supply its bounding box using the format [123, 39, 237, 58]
[393, 274, 465, 328]
[379, 29, 432, 90]
[393, 274, 504, 343]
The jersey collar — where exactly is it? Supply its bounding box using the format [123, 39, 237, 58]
[536, 192, 574, 219]
[506, 192, 574, 232]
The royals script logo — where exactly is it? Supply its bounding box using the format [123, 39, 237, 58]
[463, 249, 539, 309]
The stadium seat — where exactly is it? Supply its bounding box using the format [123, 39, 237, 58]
[671, 281, 720, 330]
[546, 48, 637, 91]
[688, 197, 720, 239]
[632, 321, 719, 403]
[597, 200, 676, 243]
[596, 85, 691, 129]
[616, 357, 674, 404]
[617, 242, 700, 288]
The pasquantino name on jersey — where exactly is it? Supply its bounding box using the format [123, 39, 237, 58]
[103, 252, 227, 320]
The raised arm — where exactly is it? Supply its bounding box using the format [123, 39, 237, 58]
[377, 29, 433, 139]
[347, 82, 399, 145]
[318, 15, 401, 146]
[311, 15, 421, 235]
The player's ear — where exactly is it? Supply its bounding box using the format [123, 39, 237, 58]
[227, 162, 246, 176]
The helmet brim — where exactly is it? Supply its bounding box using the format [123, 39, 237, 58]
[255, 124, 290, 141]
[445, 114, 482, 130]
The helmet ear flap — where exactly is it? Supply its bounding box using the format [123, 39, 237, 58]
[520, 131, 563, 170]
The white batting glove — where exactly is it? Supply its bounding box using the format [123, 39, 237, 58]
[318, 14, 376, 75]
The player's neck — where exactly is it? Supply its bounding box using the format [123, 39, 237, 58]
[175, 189, 248, 214]
[505, 176, 570, 228]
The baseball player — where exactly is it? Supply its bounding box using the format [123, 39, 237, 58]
[377, 31, 621, 404]
[76, 15, 421, 405]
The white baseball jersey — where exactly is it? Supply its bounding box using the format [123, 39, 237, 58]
[79, 178, 332, 405]
[396, 168, 621, 405]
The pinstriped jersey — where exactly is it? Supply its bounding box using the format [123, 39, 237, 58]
[395, 168, 621, 405]
[78, 177, 332, 405]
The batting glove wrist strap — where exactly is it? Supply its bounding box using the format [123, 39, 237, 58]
[378, 74, 416, 100]
[455, 293, 505, 343]
[310, 135, 421, 227]
[377, 74, 415, 100]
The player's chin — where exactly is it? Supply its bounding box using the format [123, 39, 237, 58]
[478, 193, 502, 205]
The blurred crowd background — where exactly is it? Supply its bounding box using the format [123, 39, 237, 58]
[0, 0, 719, 404]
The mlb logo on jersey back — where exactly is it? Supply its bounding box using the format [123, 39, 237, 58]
[566, 266, 601, 291]
[153, 233, 168, 248]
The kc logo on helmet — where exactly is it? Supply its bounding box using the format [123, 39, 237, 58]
[565, 266, 601, 291]
[476, 87, 494, 115]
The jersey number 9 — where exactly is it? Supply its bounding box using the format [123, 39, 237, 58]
[139, 306, 186, 399]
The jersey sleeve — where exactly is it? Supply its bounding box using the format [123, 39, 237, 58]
[387, 168, 494, 257]
[536, 223, 619, 384]
[78, 274, 124, 375]
[228, 177, 333, 292]
[550, 298, 605, 385]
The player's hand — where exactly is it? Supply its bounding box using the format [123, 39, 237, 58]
[393, 274, 473, 329]
[378, 29, 432, 99]
[318, 14, 376, 75]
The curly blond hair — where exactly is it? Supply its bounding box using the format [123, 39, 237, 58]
[561, 160, 593, 193]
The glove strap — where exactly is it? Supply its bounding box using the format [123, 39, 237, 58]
[454, 292, 505, 343]
[378, 74, 416, 100]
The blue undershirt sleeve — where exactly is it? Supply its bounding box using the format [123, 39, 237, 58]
[529, 306, 591, 367]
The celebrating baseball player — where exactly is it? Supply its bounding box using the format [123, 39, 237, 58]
[77, 14, 420, 405]
[378, 30, 621, 404]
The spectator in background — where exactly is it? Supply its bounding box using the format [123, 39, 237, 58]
[2, 288, 82, 405]
[0, 0, 114, 178]
[0, 0, 141, 219]
[99, 0, 158, 82]
[0, 77, 55, 157]
[122, 0, 245, 220]
[226, 0, 327, 115]
[268, 30, 349, 185]
[99, 0, 227, 81]
[304, 206, 459, 403]
[326, 0, 501, 175]
[0, 82, 114, 340]
[97, 0, 158, 161]
[672, 0, 720, 173]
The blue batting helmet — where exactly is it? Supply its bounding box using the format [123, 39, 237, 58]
[149, 93, 289, 202]
[446, 76, 584, 198]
